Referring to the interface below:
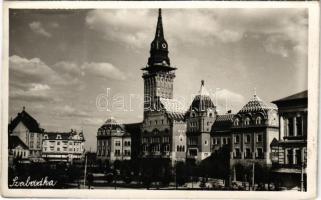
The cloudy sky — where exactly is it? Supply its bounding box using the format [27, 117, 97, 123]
[9, 8, 308, 150]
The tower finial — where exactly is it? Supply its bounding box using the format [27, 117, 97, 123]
[23, 106, 25, 111]
[254, 87, 257, 97]
[201, 80, 204, 86]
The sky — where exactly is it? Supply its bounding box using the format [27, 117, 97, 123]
[9, 8, 308, 151]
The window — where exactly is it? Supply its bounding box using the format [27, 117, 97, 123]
[234, 135, 240, 144]
[115, 149, 121, 156]
[256, 116, 262, 125]
[296, 116, 303, 136]
[234, 148, 241, 159]
[44, 147, 47, 151]
[57, 134, 61, 139]
[57, 147, 60, 151]
[295, 149, 302, 165]
[209, 113, 213, 117]
[223, 138, 227, 145]
[155, 120, 158, 125]
[245, 135, 251, 143]
[124, 141, 131, 146]
[163, 137, 169, 143]
[44, 134, 48, 139]
[63, 147, 67, 151]
[204, 140, 208, 145]
[57, 141, 60, 145]
[245, 117, 250, 125]
[234, 118, 240, 126]
[212, 138, 217, 145]
[124, 150, 131, 156]
[115, 141, 121, 146]
[161, 119, 164, 124]
[163, 144, 169, 152]
[189, 149, 197, 156]
[256, 148, 264, 159]
[288, 118, 294, 136]
[257, 134, 263, 143]
[149, 121, 152, 125]
[245, 148, 251, 158]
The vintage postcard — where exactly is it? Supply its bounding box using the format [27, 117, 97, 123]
[1, 1, 319, 199]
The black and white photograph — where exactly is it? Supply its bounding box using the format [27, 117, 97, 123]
[1, 1, 319, 199]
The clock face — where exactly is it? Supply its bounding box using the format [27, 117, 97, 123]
[162, 43, 167, 48]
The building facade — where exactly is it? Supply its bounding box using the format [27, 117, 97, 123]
[230, 94, 279, 171]
[211, 113, 234, 153]
[96, 118, 132, 163]
[42, 130, 85, 162]
[9, 135, 30, 161]
[186, 81, 217, 161]
[8, 107, 43, 161]
[271, 90, 307, 190]
[140, 9, 187, 164]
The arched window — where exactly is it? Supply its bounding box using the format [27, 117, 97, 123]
[256, 116, 262, 125]
[234, 118, 240, 126]
[245, 117, 250, 125]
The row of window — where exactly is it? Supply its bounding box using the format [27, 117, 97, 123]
[233, 148, 264, 159]
[142, 137, 170, 143]
[212, 137, 230, 145]
[177, 145, 185, 152]
[191, 112, 214, 118]
[145, 119, 168, 126]
[98, 128, 122, 135]
[234, 116, 262, 126]
[233, 134, 263, 144]
[142, 144, 170, 152]
[97, 149, 131, 157]
[43, 146, 81, 152]
[285, 116, 304, 137]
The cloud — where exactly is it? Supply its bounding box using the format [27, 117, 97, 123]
[9, 55, 68, 88]
[212, 89, 246, 114]
[82, 62, 127, 80]
[53, 105, 90, 118]
[85, 9, 307, 57]
[29, 21, 52, 37]
[29, 83, 51, 91]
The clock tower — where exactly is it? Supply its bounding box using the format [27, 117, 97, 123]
[142, 9, 176, 112]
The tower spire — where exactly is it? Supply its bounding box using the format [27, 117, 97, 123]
[155, 8, 164, 39]
[146, 8, 171, 68]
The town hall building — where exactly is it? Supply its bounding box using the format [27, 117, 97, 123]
[96, 9, 283, 169]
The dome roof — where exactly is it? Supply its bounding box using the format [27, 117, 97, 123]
[238, 94, 277, 114]
[189, 80, 215, 112]
[100, 117, 124, 130]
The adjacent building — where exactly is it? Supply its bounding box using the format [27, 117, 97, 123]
[9, 135, 30, 161]
[271, 90, 307, 190]
[42, 130, 85, 162]
[211, 112, 234, 153]
[96, 118, 132, 163]
[8, 107, 44, 161]
[230, 94, 279, 170]
[186, 81, 217, 161]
